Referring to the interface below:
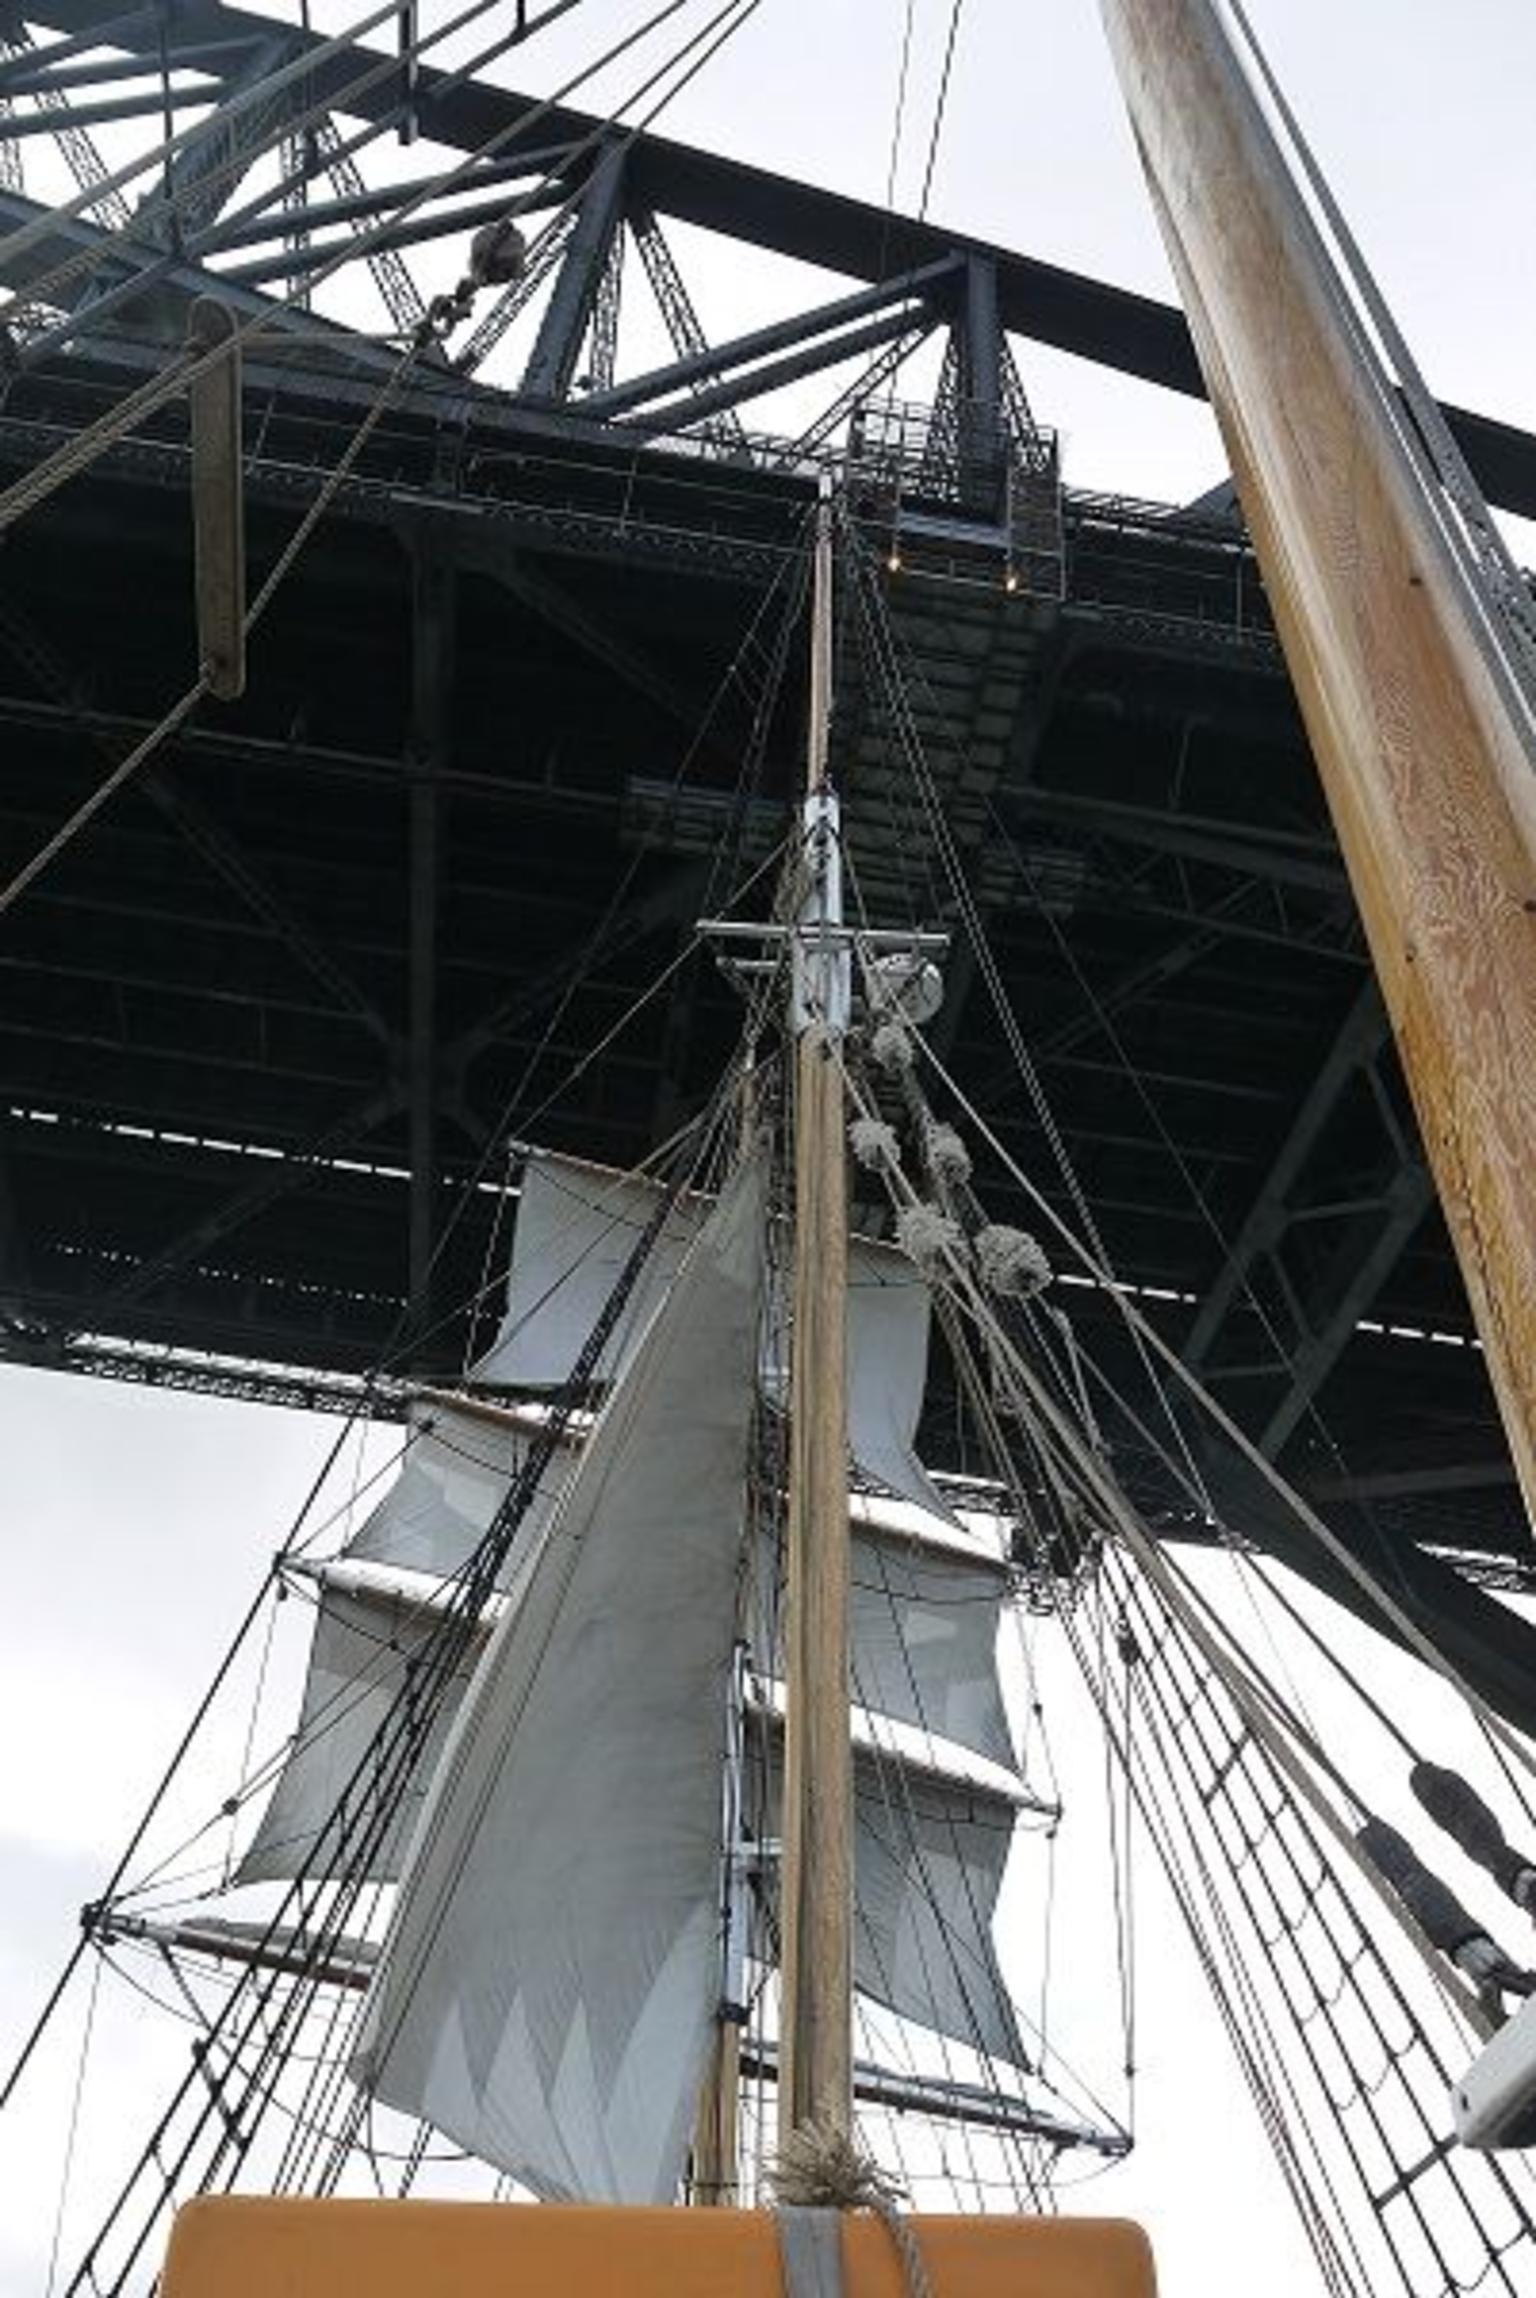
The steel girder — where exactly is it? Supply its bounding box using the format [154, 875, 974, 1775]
[4, 0, 1536, 513]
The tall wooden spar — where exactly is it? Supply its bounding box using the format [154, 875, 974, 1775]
[1101, 0, 1536, 1524]
[778, 475, 855, 2143]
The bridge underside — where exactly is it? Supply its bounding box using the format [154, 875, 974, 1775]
[0, 0, 1531, 1595]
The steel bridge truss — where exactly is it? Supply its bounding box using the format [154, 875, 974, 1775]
[0, 0, 1533, 1590]
[3, 0, 1536, 513]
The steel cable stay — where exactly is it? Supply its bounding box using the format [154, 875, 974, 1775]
[915, 0, 966, 224]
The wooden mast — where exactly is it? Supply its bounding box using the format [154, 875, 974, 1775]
[1101, 0, 1536, 1526]
[778, 471, 854, 2143]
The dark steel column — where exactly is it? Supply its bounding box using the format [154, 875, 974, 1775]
[520, 142, 625, 402]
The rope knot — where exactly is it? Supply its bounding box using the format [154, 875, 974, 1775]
[849, 1116, 901, 1173]
[768, 2119, 905, 2211]
[896, 1202, 965, 1277]
[768, 2123, 933, 2298]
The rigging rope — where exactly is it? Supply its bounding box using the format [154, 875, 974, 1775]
[0, 332, 421, 918]
[0, 1412, 358, 2117]
[769, 2123, 933, 2298]
[843, 1033, 1536, 2294]
[0, 0, 746, 539]
[909, 1023, 1536, 1787]
[0, 0, 592, 342]
[0, 0, 777, 933]
[916, 0, 965, 222]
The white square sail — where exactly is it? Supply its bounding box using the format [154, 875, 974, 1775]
[351, 1157, 768, 2203]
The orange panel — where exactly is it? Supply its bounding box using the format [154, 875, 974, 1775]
[162, 2198, 1156, 2298]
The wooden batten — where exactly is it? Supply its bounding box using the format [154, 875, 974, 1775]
[161, 2198, 1158, 2297]
[1102, 0, 1536, 1524]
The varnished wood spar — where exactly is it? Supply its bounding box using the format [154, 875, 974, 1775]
[778, 481, 854, 2142]
[1101, 0, 1536, 1524]
[779, 1036, 853, 2138]
[690, 2018, 741, 2204]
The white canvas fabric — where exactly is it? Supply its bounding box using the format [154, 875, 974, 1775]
[472, 1154, 703, 1390]
[239, 1398, 570, 1883]
[480, 1150, 951, 1520]
[850, 1753, 1026, 2070]
[352, 1159, 767, 2204]
[238, 1579, 483, 1885]
[345, 1399, 573, 1588]
[751, 1733, 1027, 2072]
[748, 1522, 1014, 1769]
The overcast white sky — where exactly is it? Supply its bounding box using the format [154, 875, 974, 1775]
[4, 2, 1536, 2293]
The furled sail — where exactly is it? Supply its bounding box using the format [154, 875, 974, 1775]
[476, 1149, 951, 1519]
[351, 1158, 767, 2204]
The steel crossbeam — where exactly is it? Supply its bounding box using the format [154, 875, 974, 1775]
[6, 0, 1536, 511]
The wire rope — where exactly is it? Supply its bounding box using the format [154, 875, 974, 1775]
[0, 1413, 358, 2116]
[0, 0, 760, 540]
[0, 0, 590, 339]
[913, 1023, 1536, 1787]
[0, 331, 420, 917]
[42, 1947, 103, 2298]
[916, 0, 965, 222]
